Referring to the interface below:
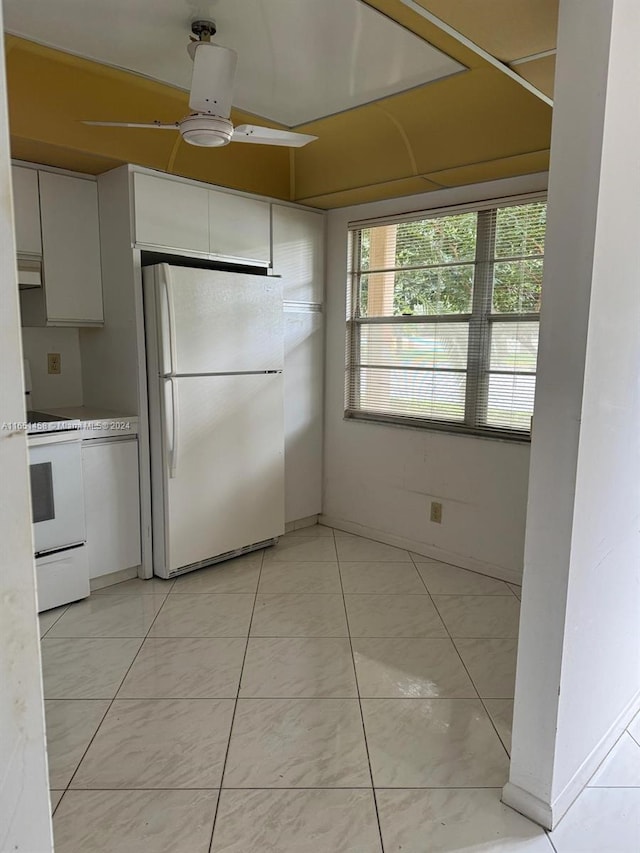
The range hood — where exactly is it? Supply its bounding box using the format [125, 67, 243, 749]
[18, 254, 42, 289]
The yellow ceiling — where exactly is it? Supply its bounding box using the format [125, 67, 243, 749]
[514, 55, 556, 99]
[416, 0, 558, 62]
[5, 1, 554, 209]
[415, 0, 557, 97]
[5, 36, 292, 199]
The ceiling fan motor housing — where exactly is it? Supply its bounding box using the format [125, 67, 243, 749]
[180, 115, 234, 147]
[187, 41, 238, 117]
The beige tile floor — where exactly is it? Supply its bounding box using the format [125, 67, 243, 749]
[40, 525, 640, 852]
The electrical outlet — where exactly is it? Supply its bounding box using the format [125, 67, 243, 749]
[430, 501, 443, 524]
[47, 353, 61, 375]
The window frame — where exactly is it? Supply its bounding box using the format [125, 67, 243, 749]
[345, 191, 547, 442]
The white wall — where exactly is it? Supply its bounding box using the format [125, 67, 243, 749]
[504, 0, 640, 828]
[323, 174, 547, 581]
[0, 8, 53, 847]
[21, 325, 83, 409]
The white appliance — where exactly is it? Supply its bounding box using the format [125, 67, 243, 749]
[28, 430, 89, 612]
[143, 263, 285, 579]
[24, 360, 89, 611]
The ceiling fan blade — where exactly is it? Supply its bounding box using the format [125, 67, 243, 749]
[189, 42, 237, 118]
[82, 120, 179, 129]
[232, 125, 318, 148]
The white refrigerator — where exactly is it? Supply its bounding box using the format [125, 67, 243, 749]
[143, 263, 285, 579]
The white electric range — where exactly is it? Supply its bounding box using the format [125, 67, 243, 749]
[27, 410, 89, 612]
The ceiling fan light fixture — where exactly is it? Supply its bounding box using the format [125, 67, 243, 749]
[82, 24, 318, 150]
[180, 115, 233, 147]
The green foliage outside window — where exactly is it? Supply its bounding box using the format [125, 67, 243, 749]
[358, 202, 546, 317]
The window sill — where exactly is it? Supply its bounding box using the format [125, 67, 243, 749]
[343, 410, 532, 445]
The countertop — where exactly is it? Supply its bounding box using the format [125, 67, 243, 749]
[39, 406, 138, 439]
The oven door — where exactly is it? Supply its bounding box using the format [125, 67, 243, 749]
[28, 432, 85, 555]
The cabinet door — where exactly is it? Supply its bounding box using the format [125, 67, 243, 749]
[12, 166, 42, 255]
[134, 172, 209, 254]
[209, 190, 270, 264]
[39, 171, 103, 325]
[272, 205, 325, 303]
[284, 310, 323, 521]
[83, 439, 141, 579]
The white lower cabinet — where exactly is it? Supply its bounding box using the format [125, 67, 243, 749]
[82, 437, 141, 580]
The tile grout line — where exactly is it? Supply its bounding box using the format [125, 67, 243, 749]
[418, 561, 513, 761]
[410, 551, 516, 755]
[336, 529, 387, 853]
[206, 546, 266, 853]
[48, 533, 527, 841]
[48, 784, 533, 790]
[40, 604, 70, 639]
[411, 555, 490, 715]
[55, 590, 174, 811]
[546, 829, 560, 852]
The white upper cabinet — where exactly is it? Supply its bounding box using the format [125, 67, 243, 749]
[21, 170, 103, 327]
[134, 171, 271, 265]
[272, 205, 325, 303]
[39, 171, 104, 325]
[134, 172, 210, 254]
[209, 190, 271, 265]
[12, 166, 41, 255]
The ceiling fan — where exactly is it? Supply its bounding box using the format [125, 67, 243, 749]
[83, 20, 318, 149]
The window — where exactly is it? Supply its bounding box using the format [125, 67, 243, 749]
[345, 196, 546, 439]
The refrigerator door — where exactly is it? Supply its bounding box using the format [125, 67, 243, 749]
[155, 372, 284, 576]
[151, 264, 283, 375]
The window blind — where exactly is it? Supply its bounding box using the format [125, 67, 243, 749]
[346, 197, 546, 439]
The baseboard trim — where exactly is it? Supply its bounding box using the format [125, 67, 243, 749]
[90, 565, 138, 591]
[285, 514, 320, 533]
[319, 514, 522, 584]
[502, 783, 553, 829]
[503, 687, 640, 830]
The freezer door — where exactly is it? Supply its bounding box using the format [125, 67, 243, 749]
[150, 265, 283, 375]
[161, 373, 284, 575]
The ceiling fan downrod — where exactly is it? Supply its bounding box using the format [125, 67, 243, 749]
[191, 20, 216, 42]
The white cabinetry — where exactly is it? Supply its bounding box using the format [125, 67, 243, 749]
[19, 170, 104, 326]
[82, 438, 141, 579]
[209, 189, 270, 264]
[284, 311, 324, 520]
[133, 171, 271, 265]
[272, 205, 325, 303]
[12, 166, 41, 255]
[272, 204, 325, 522]
[40, 172, 103, 325]
[133, 172, 209, 254]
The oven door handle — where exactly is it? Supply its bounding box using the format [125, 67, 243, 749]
[165, 377, 180, 479]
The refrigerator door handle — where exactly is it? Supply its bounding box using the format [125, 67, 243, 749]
[160, 263, 178, 376]
[165, 377, 180, 479]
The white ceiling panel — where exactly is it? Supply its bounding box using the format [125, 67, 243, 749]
[4, 0, 465, 126]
